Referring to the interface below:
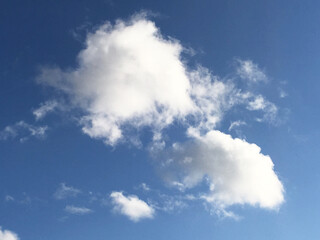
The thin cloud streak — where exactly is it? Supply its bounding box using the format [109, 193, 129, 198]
[54, 183, 81, 200]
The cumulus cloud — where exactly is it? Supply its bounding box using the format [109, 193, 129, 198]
[0, 227, 19, 240]
[33, 100, 58, 120]
[110, 191, 155, 222]
[38, 15, 195, 145]
[54, 183, 81, 200]
[0, 121, 47, 142]
[236, 59, 267, 83]
[37, 15, 279, 146]
[35, 14, 284, 217]
[161, 129, 284, 211]
[65, 205, 93, 215]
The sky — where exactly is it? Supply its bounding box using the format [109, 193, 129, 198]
[1, 0, 320, 239]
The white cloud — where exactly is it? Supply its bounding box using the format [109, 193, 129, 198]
[110, 191, 155, 222]
[65, 205, 93, 215]
[54, 183, 81, 200]
[161, 129, 284, 211]
[0, 227, 19, 240]
[236, 59, 267, 83]
[35, 14, 285, 217]
[247, 95, 278, 123]
[33, 100, 58, 120]
[38, 15, 195, 145]
[228, 120, 246, 131]
[189, 66, 248, 131]
[37, 15, 280, 145]
[247, 95, 267, 110]
[0, 121, 47, 142]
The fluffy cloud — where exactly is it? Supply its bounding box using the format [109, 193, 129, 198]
[110, 191, 155, 222]
[161, 129, 284, 210]
[65, 205, 93, 215]
[0, 121, 47, 142]
[0, 227, 19, 240]
[36, 14, 284, 217]
[37, 15, 278, 146]
[54, 183, 81, 200]
[38, 15, 195, 145]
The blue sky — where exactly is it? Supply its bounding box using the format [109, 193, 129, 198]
[1, 0, 320, 239]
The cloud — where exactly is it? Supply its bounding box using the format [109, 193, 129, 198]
[37, 15, 279, 146]
[160, 129, 284, 211]
[189, 66, 248, 131]
[35, 14, 285, 217]
[140, 183, 150, 191]
[3, 193, 32, 205]
[37, 15, 195, 145]
[0, 227, 19, 240]
[155, 194, 188, 213]
[54, 183, 81, 200]
[110, 191, 155, 222]
[236, 59, 267, 83]
[0, 121, 47, 142]
[65, 205, 93, 215]
[228, 120, 246, 131]
[247, 95, 278, 123]
[33, 100, 58, 120]
[4, 195, 14, 202]
[279, 89, 288, 98]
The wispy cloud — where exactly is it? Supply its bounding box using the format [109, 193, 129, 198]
[228, 120, 246, 131]
[0, 121, 47, 142]
[33, 100, 58, 120]
[139, 183, 150, 191]
[65, 205, 93, 215]
[236, 59, 267, 83]
[153, 194, 189, 213]
[110, 191, 155, 222]
[247, 95, 278, 123]
[4, 193, 41, 206]
[54, 183, 81, 200]
[279, 89, 288, 98]
[4, 195, 15, 202]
